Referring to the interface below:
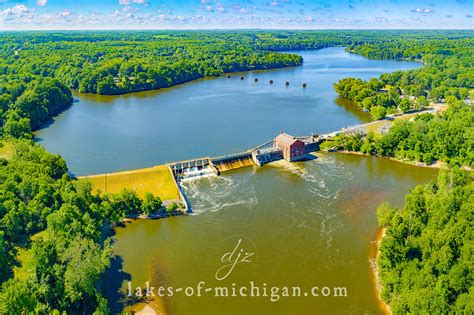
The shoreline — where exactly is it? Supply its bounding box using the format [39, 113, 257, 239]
[370, 227, 391, 315]
[72, 62, 303, 97]
[327, 149, 449, 169]
[128, 300, 166, 315]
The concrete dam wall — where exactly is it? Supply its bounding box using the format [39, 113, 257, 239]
[212, 152, 255, 173]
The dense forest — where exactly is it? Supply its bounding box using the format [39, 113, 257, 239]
[1, 30, 472, 131]
[329, 100, 474, 167]
[334, 35, 473, 119]
[0, 30, 473, 313]
[0, 139, 173, 313]
[376, 168, 473, 313]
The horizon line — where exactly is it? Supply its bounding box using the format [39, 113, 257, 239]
[2, 27, 473, 32]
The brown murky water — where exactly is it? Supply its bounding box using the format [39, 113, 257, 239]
[111, 153, 437, 314]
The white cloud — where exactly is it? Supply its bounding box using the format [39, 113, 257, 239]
[1, 5, 35, 23]
[37, 0, 47, 6]
[1, 4, 30, 17]
[59, 9, 71, 17]
[411, 8, 434, 14]
[119, 0, 146, 5]
[122, 6, 138, 13]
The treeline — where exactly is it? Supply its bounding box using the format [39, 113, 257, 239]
[376, 168, 473, 313]
[78, 51, 302, 95]
[334, 35, 473, 119]
[0, 140, 175, 313]
[0, 78, 72, 134]
[1, 30, 472, 132]
[330, 100, 474, 167]
[0, 31, 306, 96]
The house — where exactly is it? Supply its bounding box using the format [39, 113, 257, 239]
[275, 133, 306, 162]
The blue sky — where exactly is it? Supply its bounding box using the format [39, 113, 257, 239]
[0, 0, 473, 30]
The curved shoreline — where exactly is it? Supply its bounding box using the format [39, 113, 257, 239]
[75, 62, 303, 97]
[370, 227, 391, 315]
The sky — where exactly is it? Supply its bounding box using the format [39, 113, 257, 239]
[0, 0, 473, 30]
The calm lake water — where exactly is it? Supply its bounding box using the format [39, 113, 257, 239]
[35, 47, 421, 176]
[36, 47, 434, 314]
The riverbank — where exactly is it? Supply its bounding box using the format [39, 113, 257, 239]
[370, 228, 391, 315]
[327, 150, 448, 169]
[127, 300, 165, 315]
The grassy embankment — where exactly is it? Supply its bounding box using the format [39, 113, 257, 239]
[0, 140, 14, 160]
[83, 165, 180, 201]
[14, 231, 49, 281]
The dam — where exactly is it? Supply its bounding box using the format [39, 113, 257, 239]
[168, 132, 321, 180]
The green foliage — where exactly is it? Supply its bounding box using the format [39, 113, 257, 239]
[333, 102, 474, 167]
[60, 237, 112, 305]
[377, 169, 473, 314]
[142, 192, 163, 215]
[371, 105, 387, 120]
[0, 231, 10, 282]
[416, 96, 429, 109]
[2, 116, 32, 139]
[334, 33, 473, 118]
[166, 202, 179, 212]
[0, 278, 39, 314]
[0, 140, 178, 313]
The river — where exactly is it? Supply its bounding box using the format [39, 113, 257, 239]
[110, 153, 437, 314]
[35, 47, 436, 314]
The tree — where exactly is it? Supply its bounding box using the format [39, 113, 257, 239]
[398, 98, 413, 113]
[2, 116, 32, 139]
[0, 279, 38, 314]
[0, 232, 10, 282]
[416, 96, 429, 109]
[377, 169, 473, 313]
[60, 237, 112, 306]
[142, 192, 162, 215]
[371, 105, 387, 120]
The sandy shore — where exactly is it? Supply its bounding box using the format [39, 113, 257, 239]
[129, 300, 166, 315]
[369, 228, 391, 315]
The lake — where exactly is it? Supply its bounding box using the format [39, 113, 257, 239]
[36, 47, 435, 314]
[35, 47, 421, 176]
